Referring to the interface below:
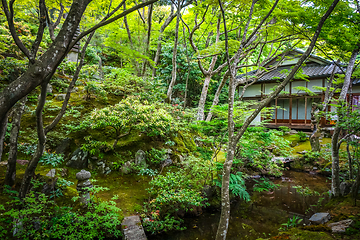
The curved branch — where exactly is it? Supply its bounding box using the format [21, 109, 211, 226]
[68, 0, 158, 52]
[2, 0, 32, 61]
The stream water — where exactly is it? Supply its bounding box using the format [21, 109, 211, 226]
[149, 170, 331, 240]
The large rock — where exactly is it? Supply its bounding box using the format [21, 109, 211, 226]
[161, 158, 172, 168]
[135, 150, 147, 169]
[289, 129, 298, 135]
[42, 177, 58, 195]
[55, 138, 72, 155]
[340, 181, 352, 196]
[66, 148, 89, 169]
[309, 213, 331, 225]
[327, 219, 354, 233]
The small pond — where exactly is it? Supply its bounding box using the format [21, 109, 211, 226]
[149, 170, 331, 240]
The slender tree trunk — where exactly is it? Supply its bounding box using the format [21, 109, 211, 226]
[5, 96, 27, 187]
[123, 2, 133, 45]
[152, 5, 175, 77]
[0, 112, 9, 161]
[166, 6, 181, 103]
[19, 82, 48, 198]
[142, 4, 153, 76]
[310, 110, 321, 152]
[331, 45, 359, 197]
[195, 17, 221, 121]
[197, 75, 212, 120]
[347, 142, 353, 180]
[215, 0, 339, 238]
[206, 71, 229, 121]
[331, 127, 341, 197]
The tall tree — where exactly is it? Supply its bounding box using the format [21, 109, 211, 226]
[166, 0, 186, 102]
[331, 45, 359, 197]
[215, 0, 340, 239]
[0, 0, 158, 168]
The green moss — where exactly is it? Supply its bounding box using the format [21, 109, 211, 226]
[172, 134, 190, 153]
[171, 131, 198, 153]
[301, 224, 331, 232]
[279, 228, 333, 240]
[181, 132, 197, 152]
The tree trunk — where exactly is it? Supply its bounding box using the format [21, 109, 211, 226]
[5, 96, 27, 187]
[197, 75, 212, 120]
[0, 112, 9, 161]
[0, 0, 90, 143]
[19, 82, 48, 198]
[310, 126, 321, 152]
[141, 4, 153, 76]
[347, 142, 353, 180]
[331, 127, 341, 197]
[331, 45, 359, 197]
[152, 5, 175, 77]
[166, 6, 181, 102]
[206, 71, 229, 121]
[215, 0, 339, 237]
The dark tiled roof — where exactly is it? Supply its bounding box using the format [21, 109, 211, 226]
[353, 78, 360, 85]
[238, 64, 343, 83]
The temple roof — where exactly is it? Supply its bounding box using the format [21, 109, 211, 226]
[237, 49, 346, 83]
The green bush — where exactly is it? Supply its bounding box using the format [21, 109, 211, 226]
[39, 152, 65, 167]
[278, 126, 291, 133]
[146, 148, 167, 165]
[143, 156, 210, 233]
[0, 186, 123, 240]
[296, 131, 308, 142]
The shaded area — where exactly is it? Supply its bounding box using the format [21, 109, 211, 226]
[150, 171, 330, 240]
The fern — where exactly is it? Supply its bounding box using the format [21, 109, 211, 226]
[215, 172, 250, 202]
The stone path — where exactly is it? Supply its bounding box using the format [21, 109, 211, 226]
[121, 215, 147, 240]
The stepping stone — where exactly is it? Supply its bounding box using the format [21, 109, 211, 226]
[327, 219, 354, 233]
[309, 212, 331, 224]
[121, 215, 147, 240]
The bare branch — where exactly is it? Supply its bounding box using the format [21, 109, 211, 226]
[69, 0, 158, 52]
[2, 0, 32, 61]
[31, 0, 47, 58]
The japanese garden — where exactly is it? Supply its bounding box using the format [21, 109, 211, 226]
[1, 0, 360, 239]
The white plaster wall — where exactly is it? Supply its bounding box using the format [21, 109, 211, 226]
[242, 84, 262, 97]
[265, 83, 277, 94]
[308, 79, 323, 92]
[251, 112, 262, 125]
[292, 80, 307, 94]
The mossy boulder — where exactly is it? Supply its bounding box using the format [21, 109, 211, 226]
[172, 131, 197, 153]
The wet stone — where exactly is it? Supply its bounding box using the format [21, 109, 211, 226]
[121, 215, 147, 240]
[76, 169, 91, 181]
[135, 150, 147, 169]
[340, 181, 352, 196]
[327, 219, 354, 233]
[309, 212, 331, 225]
[46, 169, 56, 178]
